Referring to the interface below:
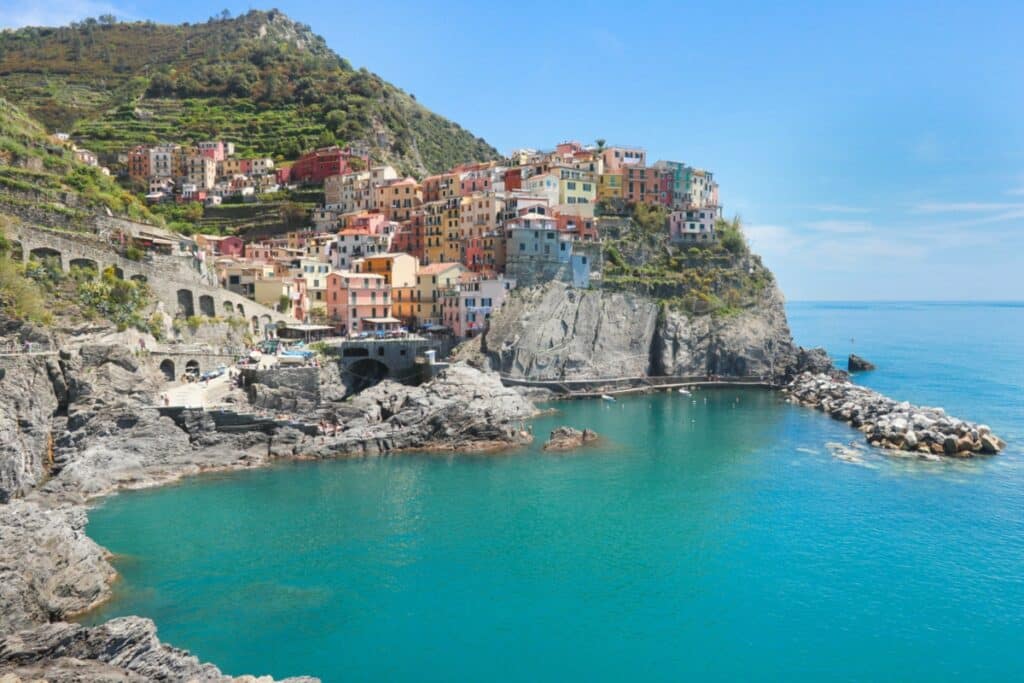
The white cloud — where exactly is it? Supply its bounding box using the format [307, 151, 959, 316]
[0, 0, 128, 29]
[744, 224, 805, 266]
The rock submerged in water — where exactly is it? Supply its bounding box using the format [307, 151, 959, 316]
[542, 426, 599, 451]
[786, 372, 1005, 458]
[848, 354, 876, 372]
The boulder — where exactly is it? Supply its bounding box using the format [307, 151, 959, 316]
[542, 426, 599, 452]
[980, 434, 1002, 454]
[848, 354, 876, 372]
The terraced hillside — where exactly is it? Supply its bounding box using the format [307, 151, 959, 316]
[0, 98, 152, 222]
[0, 10, 498, 175]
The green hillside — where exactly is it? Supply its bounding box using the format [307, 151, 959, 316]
[0, 9, 498, 176]
[0, 97, 153, 221]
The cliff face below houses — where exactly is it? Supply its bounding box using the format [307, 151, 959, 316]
[462, 280, 819, 383]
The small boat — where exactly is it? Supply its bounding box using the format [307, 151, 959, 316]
[677, 388, 692, 396]
[601, 394, 616, 402]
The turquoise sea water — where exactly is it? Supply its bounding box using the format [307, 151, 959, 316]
[85, 302, 1024, 681]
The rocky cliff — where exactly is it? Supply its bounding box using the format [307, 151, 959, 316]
[0, 329, 532, 681]
[463, 280, 818, 383]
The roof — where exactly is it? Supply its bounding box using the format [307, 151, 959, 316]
[513, 212, 554, 222]
[418, 262, 462, 275]
[330, 271, 384, 280]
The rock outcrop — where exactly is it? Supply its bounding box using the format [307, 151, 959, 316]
[542, 426, 599, 451]
[0, 501, 112, 636]
[848, 354, 876, 372]
[0, 617, 317, 682]
[464, 281, 821, 383]
[786, 372, 1006, 457]
[0, 337, 531, 682]
[0, 356, 61, 503]
[299, 362, 538, 457]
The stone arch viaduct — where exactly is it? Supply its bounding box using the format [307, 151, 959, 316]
[9, 225, 295, 335]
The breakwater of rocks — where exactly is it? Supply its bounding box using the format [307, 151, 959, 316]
[786, 372, 1005, 457]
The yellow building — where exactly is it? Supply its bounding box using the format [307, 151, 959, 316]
[414, 262, 465, 327]
[354, 253, 418, 288]
[220, 158, 243, 176]
[598, 171, 624, 201]
[374, 177, 422, 222]
[254, 278, 297, 310]
[555, 166, 597, 205]
[392, 285, 417, 325]
[423, 198, 456, 266]
[459, 193, 505, 241]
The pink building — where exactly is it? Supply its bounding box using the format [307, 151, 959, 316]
[326, 272, 391, 334]
[668, 206, 721, 244]
[196, 234, 244, 257]
[344, 211, 389, 235]
[197, 141, 226, 162]
[459, 171, 493, 196]
[291, 276, 310, 322]
[445, 273, 516, 338]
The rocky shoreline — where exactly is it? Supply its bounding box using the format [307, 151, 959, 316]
[785, 372, 1005, 457]
[0, 341, 536, 682]
[0, 327, 1009, 680]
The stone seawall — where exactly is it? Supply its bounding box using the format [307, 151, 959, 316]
[785, 372, 1006, 457]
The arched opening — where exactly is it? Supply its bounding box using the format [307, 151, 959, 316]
[236, 303, 245, 317]
[69, 258, 99, 276]
[8, 240, 23, 261]
[159, 359, 176, 382]
[177, 289, 195, 317]
[198, 294, 216, 317]
[345, 358, 390, 394]
[260, 314, 273, 337]
[184, 359, 200, 380]
[29, 247, 63, 271]
[251, 315, 259, 335]
[131, 274, 147, 283]
[223, 300, 234, 315]
[110, 265, 125, 279]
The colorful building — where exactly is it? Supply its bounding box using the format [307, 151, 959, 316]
[414, 262, 465, 328]
[597, 171, 624, 201]
[601, 146, 646, 172]
[353, 253, 418, 288]
[449, 273, 516, 338]
[325, 272, 391, 334]
[668, 206, 721, 243]
[288, 146, 369, 185]
[555, 166, 597, 205]
[624, 166, 666, 205]
[375, 177, 422, 222]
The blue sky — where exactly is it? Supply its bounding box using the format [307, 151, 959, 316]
[3, 1, 1024, 300]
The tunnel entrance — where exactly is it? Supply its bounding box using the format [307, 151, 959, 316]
[345, 358, 390, 394]
[159, 359, 176, 382]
